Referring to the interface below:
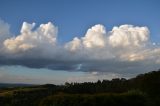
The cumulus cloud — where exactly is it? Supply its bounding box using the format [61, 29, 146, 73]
[0, 19, 160, 76]
[108, 25, 149, 47]
[65, 24, 151, 61]
[65, 24, 160, 73]
[4, 22, 57, 53]
[65, 24, 107, 50]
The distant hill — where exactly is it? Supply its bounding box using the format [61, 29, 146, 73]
[0, 83, 35, 88]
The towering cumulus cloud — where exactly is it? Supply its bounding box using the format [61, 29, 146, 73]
[65, 24, 106, 50]
[109, 25, 149, 47]
[4, 22, 57, 53]
[0, 19, 160, 75]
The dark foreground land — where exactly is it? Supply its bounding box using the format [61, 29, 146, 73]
[0, 70, 160, 106]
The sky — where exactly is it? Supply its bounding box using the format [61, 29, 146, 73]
[0, 0, 160, 84]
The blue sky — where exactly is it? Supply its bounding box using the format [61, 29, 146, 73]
[1, 0, 160, 43]
[0, 0, 160, 84]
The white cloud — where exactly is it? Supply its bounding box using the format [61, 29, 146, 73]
[65, 24, 107, 50]
[65, 24, 160, 73]
[108, 25, 149, 48]
[67, 24, 150, 51]
[0, 20, 160, 76]
[4, 22, 58, 53]
[65, 24, 152, 61]
[82, 24, 107, 48]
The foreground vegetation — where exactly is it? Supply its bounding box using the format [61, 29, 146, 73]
[39, 91, 148, 106]
[0, 70, 160, 106]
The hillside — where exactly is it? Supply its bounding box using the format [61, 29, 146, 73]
[0, 70, 160, 106]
